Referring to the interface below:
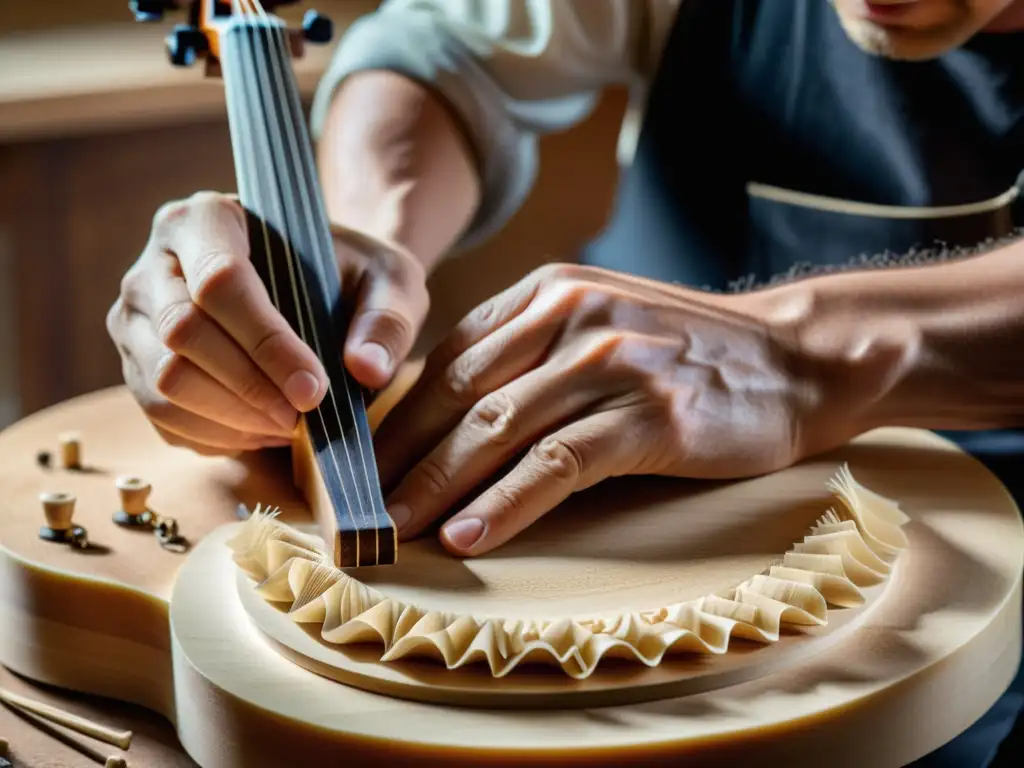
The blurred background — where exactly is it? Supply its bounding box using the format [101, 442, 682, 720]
[0, 0, 627, 430]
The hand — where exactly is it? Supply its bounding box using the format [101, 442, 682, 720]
[107, 191, 429, 455]
[373, 263, 854, 557]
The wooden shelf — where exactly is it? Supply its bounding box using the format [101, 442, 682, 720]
[0, 2, 377, 142]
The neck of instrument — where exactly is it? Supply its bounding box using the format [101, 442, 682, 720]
[219, 16, 338, 305]
[215, 15, 397, 569]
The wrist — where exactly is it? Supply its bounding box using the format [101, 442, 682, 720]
[749, 275, 923, 449]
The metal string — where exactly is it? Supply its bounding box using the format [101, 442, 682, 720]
[226, 0, 371, 558]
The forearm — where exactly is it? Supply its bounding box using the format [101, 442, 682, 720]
[765, 236, 1024, 434]
[316, 70, 481, 272]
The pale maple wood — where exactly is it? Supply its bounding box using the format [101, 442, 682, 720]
[0, 373, 1021, 766]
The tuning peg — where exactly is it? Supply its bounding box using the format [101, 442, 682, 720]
[165, 23, 209, 67]
[129, 0, 180, 22]
[302, 9, 333, 44]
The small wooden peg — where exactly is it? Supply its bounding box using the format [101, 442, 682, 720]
[58, 432, 82, 469]
[113, 476, 153, 527]
[105, 757, 128, 768]
[0, 735, 8, 756]
[38, 491, 88, 547]
[40, 491, 75, 531]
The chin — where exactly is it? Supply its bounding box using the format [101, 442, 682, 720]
[831, 1, 995, 61]
[837, 16, 970, 59]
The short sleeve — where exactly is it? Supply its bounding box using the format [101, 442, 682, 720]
[310, 0, 649, 249]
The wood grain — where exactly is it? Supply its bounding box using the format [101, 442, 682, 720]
[0, 384, 1021, 766]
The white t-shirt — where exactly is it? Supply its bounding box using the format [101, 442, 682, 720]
[310, 0, 683, 248]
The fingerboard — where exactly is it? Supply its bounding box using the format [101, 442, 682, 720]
[219, 16, 396, 567]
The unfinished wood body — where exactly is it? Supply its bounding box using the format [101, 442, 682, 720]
[0, 383, 1020, 766]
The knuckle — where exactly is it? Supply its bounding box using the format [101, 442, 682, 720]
[466, 298, 496, 328]
[488, 483, 527, 518]
[359, 307, 415, 349]
[565, 330, 631, 376]
[151, 198, 190, 237]
[408, 457, 452, 495]
[541, 279, 590, 316]
[153, 352, 191, 399]
[437, 355, 481, 408]
[249, 327, 291, 367]
[119, 263, 149, 305]
[467, 392, 518, 445]
[190, 250, 243, 306]
[532, 262, 579, 284]
[188, 190, 229, 208]
[105, 298, 125, 338]
[233, 368, 277, 408]
[156, 300, 204, 351]
[531, 436, 583, 481]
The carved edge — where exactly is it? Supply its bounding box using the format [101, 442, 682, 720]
[227, 463, 909, 680]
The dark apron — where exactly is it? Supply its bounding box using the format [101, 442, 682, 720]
[581, 1, 1024, 764]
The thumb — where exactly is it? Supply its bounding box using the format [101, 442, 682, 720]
[336, 228, 429, 391]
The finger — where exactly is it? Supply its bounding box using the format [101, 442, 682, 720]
[438, 408, 644, 556]
[121, 334, 292, 454]
[132, 252, 298, 432]
[419, 268, 547, 381]
[415, 262, 628, 380]
[152, 424, 246, 457]
[373, 287, 573, 490]
[148, 398, 292, 452]
[158, 193, 329, 412]
[124, 310, 294, 438]
[337, 231, 430, 390]
[384, 353, 615, 540]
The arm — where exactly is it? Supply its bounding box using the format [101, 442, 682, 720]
[312, 0, 651, 269]
[761, 234, 1024, 450]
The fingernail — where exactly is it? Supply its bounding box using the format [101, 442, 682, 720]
[442, 518, 485, 551]
[388, 503, 411, 532]
[359, 343, 392, 377]
[284, 370, 321, 410]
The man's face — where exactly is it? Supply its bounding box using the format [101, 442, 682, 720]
[831, 0, 1019, 60]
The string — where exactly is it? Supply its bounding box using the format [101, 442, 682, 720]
[249, 0, 387, 554]
[247, 0, 378, 538]
[237, 0, 386, 558]
[249, 0, 383, 525]
[242, 0, 370, 543]
[227, 0, 369, 560]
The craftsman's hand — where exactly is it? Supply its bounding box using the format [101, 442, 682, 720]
[374, 264, 860, 557]
[106, 191, 429, 455]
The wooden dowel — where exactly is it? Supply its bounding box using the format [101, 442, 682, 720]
[0, 687, 132, 750]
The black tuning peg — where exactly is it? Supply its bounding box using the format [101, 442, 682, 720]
[302, 9, 333, 44]
[130, 0, 179, 22]
[165, 24, 208, 67]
